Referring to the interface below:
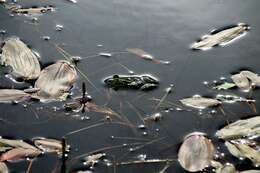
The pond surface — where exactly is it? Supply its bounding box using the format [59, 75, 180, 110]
[1, 0, 260, 172]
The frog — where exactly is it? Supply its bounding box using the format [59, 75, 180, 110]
[103, 74, 159, 90]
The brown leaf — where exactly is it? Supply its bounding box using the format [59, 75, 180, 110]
[1, 37, 41, 80]
[0, 148, 41, 161]
[32, 61, 77, 102]
[178, 132, 214, 172]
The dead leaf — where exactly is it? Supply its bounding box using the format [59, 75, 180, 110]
[32, 61, 77, 102]
[1, 37, 41, 80]
[33, 137, 68, 154]
[178, 132, 214, 172]
[0, 89, 30, 103]
[0, 147, 41, 161]
[231, 73, 251, 91]
[0, 162, 8, 173]
[180, 95, 221, 109]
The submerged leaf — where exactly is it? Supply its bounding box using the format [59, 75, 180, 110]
[216, 116, 260, 140]
[178, 132, 214, 172]
[84, 102, 119, 117]
[211, 161, 236, 173]
[32, 61, 77, 102]
[126, 48, 154, 61]
[216, 94, 255, 103]
[241, 171, 260, 173]
[231, 73, 251, 91]
[180, 96, 221, 109]
[191, 23, 249, 50]
[0, 89, 30, 103]
[1, 37, 41, 80]
[0, 162, 8, 173]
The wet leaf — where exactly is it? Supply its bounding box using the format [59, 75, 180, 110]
[0, 162, 8, 173]
[0, 138, 38, 150]
[216, 116, 260, 140]
[83, 153, 106, 166]
[1, 37, 41, 80]
[225, 140, 260, 166]
[211, 161, 236, 173]
[178, 132, 214, 172]
[241, 171, 260, 173]
[180, 96, 221, 109]
[12, 6, 55, 14]
[32, 61, 77, 102]
[0, 89, 30, 103]
[240, 70, 260, 87]
[231, 73, 251, 91]
[33, 137, 69, 154]
[213, 82, 236, 90]
[84, 102, 120, 117]
[191, 23, 249, 50]
[216, 94, 255, 103]
[126, 48, 154, 61]
[0, 147, 41, 161]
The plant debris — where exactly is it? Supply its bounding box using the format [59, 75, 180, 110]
[180, 95, 221, 109]
[83, 153, 106, 167]
[1, 37, 41, 80]
[0, 162, 8, 173]
[32, 60, 77, 102]
[191, 23, 249, 50]
[33, 137, 69, 154]
[216, 116, 260, 140]
[213, 82, 236, 90]
[0, 89, 30, 103]
[178, 132, 214, 172]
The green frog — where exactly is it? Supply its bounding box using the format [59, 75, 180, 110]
[104, 74, 159, 90]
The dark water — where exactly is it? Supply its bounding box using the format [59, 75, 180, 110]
[1, 0, 260, 172]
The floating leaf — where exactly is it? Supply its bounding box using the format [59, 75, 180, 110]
[0, 89, 30, 103]
[1, 37, 41, 80]
[180, 96, 221, 109]
[83, 153, 106, 167]
[33, 137, 69, 154]
[213, 82, 236, 90]
[216, 94, 255, 103]
[12, 6, 55, 14]
[241, 171, 260, 173]
[178, 132, 214, 172]
[211, 161, 236, 173]
[126, 48, 154, 61]
[225, 140, 260, 166]
[216, 116, 260, 140]
[240, 70, 260, 87]
[0, 138, 38, 150]
[0, 147, 41, 161]
[231, 73, 251, 91]
[191, 23, 249, 50]
[0, 162, 8, 173]
[32, 61, 77, 102]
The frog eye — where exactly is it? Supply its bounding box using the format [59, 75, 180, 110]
[113, 75, 119, 79]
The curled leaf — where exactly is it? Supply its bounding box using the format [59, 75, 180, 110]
[231, 73, 251, 91]
[178, 132, 214, 172]
[180, 95, 221, 109]
[32, 61, 77, 102]
[240, 70, 260, 87]
[1, 37, 41, 80]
